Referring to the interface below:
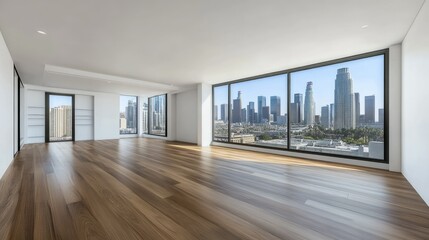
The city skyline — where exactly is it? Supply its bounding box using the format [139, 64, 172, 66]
[214, 55, 384, 121]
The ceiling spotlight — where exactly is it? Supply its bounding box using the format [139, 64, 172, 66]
[37, 30, 47, 35]
[361, 25, 369, 29]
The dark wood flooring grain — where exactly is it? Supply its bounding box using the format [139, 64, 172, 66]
[0, 138, 428, 239]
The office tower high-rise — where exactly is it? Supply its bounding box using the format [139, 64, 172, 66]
[214, 105, 218, 121]
[294, 93, 303, 123]
[270, 96, 281, 122]
[220, 104, 228, 123]
[290, 103, 299, 124]
[379, 108, 384, 123]
[321, 105, 330, 128]
[330, 103, 334, 128]
[315, 115, 320, 125]
[334, 68, 355, 129]
[304, 82, 315, 125]
[247, 102, 255, 124]
[50, 105, 72, 139]
[360, 114, 366, 124]
[241, 108, 247, 123]
[262, 106, 270, 122]
[142, 103, 148, 133]
[126, 99, 137, 129]
[355, 93, 360, 126]
[365, 95, 375, 123]
[232, 91, 242, 123]
[257, 96, 266, 123]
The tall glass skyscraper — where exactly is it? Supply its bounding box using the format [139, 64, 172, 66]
[304, 82, 315, 125]
[365, 95, 375, 123]
[257, 96, 266, 123]
[334, 68, 355, 129]
[232, 91, 242, 123]
[270, 96, 281, 122]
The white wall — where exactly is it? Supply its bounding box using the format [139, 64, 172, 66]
[0, 31, 14, 179]
[197, 83, 212, 146]
[389, 45, 402, 172]
[402, 1, 429, 205]
[24, 85, 120, 141]
[175, 89, 198, 144]
[75, 95, 94, 141]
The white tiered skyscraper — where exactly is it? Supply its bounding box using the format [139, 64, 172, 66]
[334, 68, 355, 129]
[304, 81, 315, 125]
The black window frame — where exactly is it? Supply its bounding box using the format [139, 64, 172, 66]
[119, 95, 139, 135]
[147, 94, 168, 137]
[45, 92, 76, 143]
[212, 49, 389, 164]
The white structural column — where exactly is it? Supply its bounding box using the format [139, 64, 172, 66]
[388, 44, 402, 172]
[166, 93, 176, 141]
[197, 83, 212, 146]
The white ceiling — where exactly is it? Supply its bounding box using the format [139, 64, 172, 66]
[0, 0, 424, 93]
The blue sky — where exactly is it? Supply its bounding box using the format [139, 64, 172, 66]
[214, 55, 384, 121]
[120, 95, 138, 112]
[49, 95, 72, 108]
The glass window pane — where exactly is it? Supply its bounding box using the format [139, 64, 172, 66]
[120, 95, 138, 134]
[142, 98, 148, 134]
[290, 55, 385, 160]
[230, 74, 288, 148]
[149, 94, 167, 136]
[213, 85, 229, 142]
[49, 95, 73, 141]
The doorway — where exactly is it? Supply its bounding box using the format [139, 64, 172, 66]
[45, 93, 75, 142]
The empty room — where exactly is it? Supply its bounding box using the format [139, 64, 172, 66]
[1, 0, 428, 239]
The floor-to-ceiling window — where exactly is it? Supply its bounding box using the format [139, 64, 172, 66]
[119, 95, 138, 134]
[290, 54, 385, 160]
[148, 94, 167, 136]
[213, 50, 387, 162]
[229, 75, 288, 148]
[46, 93, 74, 142]
[213, 85, 229, 142]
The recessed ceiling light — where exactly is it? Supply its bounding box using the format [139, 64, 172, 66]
[37, 30, 47, 35]
[361, 25, 369, 29]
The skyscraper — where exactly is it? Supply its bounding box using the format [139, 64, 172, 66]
[365, 95, 375, 123]
[126, 99, 137, 129]
[262, 106, 270, 122]
[290, 103, 299, 124]
[220, 104, 228, 123]
[50, 105, 72, 140]
[232, 91, 242, 123]
[294, 93, 304, 123]
[379, 108, 384, 123]
[304, 82, 315, 125]
[241, 108, 247, 123]
[330, 103, 334, 128]
[142, 102, 148, 133]
[334, 68, 355, 129]
[355, 93, 360, 126]
[214, 105, 218, 121]
[247, 102, 255, 124]
[257, 96, 266, 123]
[321, 105, 330, 128]
[270, 96, 281, 122]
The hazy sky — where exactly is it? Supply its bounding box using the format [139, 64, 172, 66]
[49, 95, 72, 108]
[214, 55, 384, 121]
[120, 95, 138, 112]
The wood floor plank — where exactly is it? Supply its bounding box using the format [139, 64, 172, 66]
[0, 138, 428, 240]
[67, 201, 111, 240]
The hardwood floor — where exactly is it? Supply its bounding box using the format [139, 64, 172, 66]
[1, 138, 428, 240]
